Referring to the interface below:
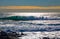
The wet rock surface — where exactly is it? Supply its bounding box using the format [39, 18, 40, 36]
[0, 31, 25, 39]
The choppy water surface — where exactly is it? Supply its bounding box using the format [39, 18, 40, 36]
[0, 12, 60, 32]
[0, 12, 60, 39]
[0, 20, 60, 32]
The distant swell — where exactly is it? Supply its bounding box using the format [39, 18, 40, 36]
[0, 16, 60, 21]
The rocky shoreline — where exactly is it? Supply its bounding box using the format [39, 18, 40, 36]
[0, 31, 26, 39]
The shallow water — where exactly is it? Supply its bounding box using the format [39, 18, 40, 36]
[18, 31, 60, 39]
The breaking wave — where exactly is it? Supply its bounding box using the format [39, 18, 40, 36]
[0, 16, 60, 21]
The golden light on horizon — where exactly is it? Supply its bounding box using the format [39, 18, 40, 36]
[0, 6, 60, 9]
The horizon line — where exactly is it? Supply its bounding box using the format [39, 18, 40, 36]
[0, 6, 60, 10]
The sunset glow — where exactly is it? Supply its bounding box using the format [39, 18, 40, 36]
[0, 6, 60, 9]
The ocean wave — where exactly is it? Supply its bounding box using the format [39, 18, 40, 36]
[0, 16, 60, 21]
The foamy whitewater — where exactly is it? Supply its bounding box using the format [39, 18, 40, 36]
[0, 12, 60, 39]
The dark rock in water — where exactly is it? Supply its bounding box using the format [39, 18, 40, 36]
[0, 31, 10, 39]
[20, 32, 27, 37]
[0, 31, 27, 39]
[43, 37, 50, 39]
[0, 31, 21, 39]
[0, 31, 8, 36]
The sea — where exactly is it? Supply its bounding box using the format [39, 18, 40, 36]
[0, 12, 60, 39]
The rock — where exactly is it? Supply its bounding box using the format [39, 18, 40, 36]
[43, 37, 50, 39]
[0, 31, 20, 39]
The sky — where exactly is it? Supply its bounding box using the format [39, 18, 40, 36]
[0, 0, 60, 6]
